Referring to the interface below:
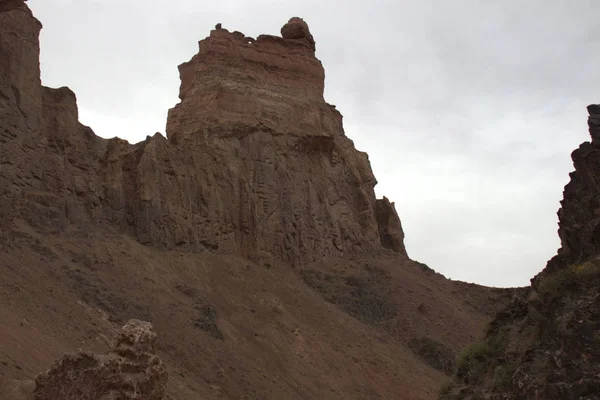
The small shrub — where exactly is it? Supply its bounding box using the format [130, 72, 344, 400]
[408, 337, 455, 375]
[193, 304, 224, 340]
[537, 260, 600, 299]
[456, 341, 492, 375]
[456, 328, 509, 385]
[536, 268, 576, 298]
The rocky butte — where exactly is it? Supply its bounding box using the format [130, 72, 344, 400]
[1, 7, 406, 266]
[164, 16, 408, 263]
[0, 1, 520, 399]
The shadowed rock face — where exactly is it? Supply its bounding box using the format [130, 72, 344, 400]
[33, 320, 167, 400]
[532, 104, 600, 283]
[0, 1, 406, 266]
[0, 0, 42, 136]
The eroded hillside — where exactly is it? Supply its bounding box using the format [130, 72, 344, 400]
[0, 1, 513, 399]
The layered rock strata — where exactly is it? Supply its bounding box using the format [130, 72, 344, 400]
[0, 3, 407, 265]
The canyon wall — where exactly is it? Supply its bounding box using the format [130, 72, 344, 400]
[0, 4, 407, 266]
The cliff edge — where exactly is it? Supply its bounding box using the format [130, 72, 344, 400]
[0, 3, 406, 266]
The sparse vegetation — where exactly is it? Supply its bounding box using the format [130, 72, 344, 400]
[456, 341, 493, 380]
[193, 304, 224, 340]
[341, 275, 397, 323]
[408, 337, 456, 375]
[456, 327, 509, 385]
[572, 260, 600, 278]
[536, 267, 577, 298]
[300, 268, 397, 324]
[450, 255, 600, 398]
[536, 260, 600, 299]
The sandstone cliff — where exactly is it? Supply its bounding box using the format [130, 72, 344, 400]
[440, 106, 600, 399]
[0, 3, 406, 266]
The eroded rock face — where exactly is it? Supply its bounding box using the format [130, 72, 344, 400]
[33, 320, 167, 400]
[160, 18, 404, 263]
[376, 197, 407, 256]
[0, 0, 42, 141]
[0, 2, 407, 266]
[533, 104, 600, 283]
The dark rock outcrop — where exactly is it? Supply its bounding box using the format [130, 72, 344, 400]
[33, 320, 167, 400]
[531, 104, 600, 284]
[408, 337, 456, 376]
[588, 104, 600, 144]
[0, 0, 407, 267]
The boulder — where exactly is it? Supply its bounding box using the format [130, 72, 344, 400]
[33, 320, 168, 400]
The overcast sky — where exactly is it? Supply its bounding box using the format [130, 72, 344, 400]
[28, 0, 599, 287]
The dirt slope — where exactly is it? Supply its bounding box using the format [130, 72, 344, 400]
[0, 221, 513, 399]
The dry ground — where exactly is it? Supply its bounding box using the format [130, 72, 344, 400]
[0, 216, 515, 400]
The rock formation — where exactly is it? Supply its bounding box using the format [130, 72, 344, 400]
[33, 320, 167, 400]
[0, 0, 42, 138]
[280, 17, 315, 50]
[0, 3, 523, 399]
[0, 1, 406, 266]
[376, 196, 407, 254]
[440, 106, 600, 399]
[533, 104, 600, 283]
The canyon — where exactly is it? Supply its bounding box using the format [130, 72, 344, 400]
[3, 1, 597, 399]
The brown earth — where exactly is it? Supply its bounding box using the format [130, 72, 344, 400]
[0, 1, 515, 399]
[0, 223, 517, 400]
